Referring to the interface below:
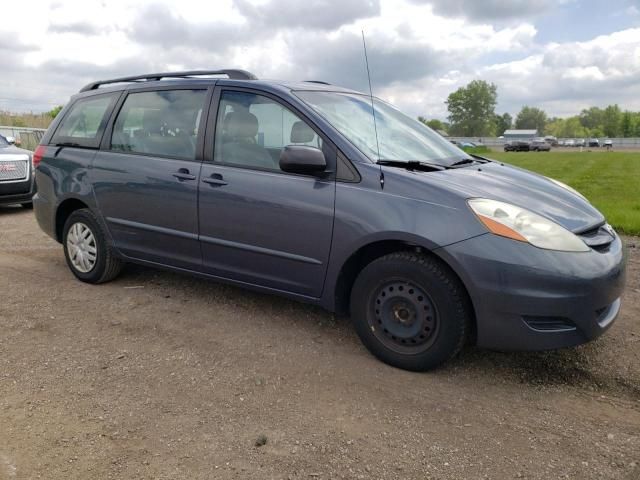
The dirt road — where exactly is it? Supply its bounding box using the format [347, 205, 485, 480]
[1, 206, 639, 480]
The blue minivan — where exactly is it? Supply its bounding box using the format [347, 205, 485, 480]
[33, 70, 626, 371]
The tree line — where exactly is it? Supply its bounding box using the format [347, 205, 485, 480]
[419, 80, 640, 138]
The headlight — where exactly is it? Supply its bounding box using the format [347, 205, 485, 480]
[547, 178, 588, 202]
[468, 198, 589, 252]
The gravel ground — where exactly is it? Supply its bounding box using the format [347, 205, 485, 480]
[1, 206, 639, 480]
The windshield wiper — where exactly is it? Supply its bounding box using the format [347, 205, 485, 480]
[450, 156, 490, 168]
[449, 158, 479, 167]
[376, 160, 446, 171]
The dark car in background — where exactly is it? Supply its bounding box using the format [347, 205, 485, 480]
[588, 138, 600, 148]
[530, 138, 551, 152]
[504, 140, 530, 152]
[0, 134, 36, 208]
[32, 69, 626, 371]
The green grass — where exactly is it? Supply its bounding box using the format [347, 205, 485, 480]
[462, 145, 492, 155]
[487, 151, 640, 236]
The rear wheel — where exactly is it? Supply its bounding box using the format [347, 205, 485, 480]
[62, 209, 123, 284]
[350, 252, 471, 371]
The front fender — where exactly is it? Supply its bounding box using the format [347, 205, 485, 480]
[320, 178, 486, 310]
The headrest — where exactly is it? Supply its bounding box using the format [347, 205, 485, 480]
[143, 109, 163, 134]
[290, 120, 315, 143]
[225, 111, 259, 139]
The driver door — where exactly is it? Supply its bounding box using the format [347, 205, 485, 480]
[197, 89, 336, 298]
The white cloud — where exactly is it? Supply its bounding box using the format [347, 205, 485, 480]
[0, 0, 638, 122]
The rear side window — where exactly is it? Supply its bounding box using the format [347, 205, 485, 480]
[110, 90, 207, 160]
[53, 93, 118, 147]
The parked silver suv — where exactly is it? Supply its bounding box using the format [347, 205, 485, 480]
[0, 134, 35, 208]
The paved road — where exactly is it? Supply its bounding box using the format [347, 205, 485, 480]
[1, 206, 639, 479]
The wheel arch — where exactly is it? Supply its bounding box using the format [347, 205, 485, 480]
[55, 197, 90, 242]
[332, 238, 477, 343]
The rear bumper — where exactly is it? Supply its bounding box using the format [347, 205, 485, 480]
[438, 233, 627, 351]
[0, 178, 36, 205]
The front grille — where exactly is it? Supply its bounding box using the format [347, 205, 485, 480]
[523, 315, 576, 332]
[0, 160, 29, 182]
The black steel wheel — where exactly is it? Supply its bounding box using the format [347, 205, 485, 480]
[350, 252, 471, 371]
[371, 280, 439, 355]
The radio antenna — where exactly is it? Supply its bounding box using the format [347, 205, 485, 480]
[361, 30, 384, 187]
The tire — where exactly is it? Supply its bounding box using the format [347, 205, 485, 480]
[21, 202, 33, 209]
[350, 252, 471, 371]
[62, 208, 123, 284]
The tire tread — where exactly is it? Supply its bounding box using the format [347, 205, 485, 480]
[350, 250, 471, 370]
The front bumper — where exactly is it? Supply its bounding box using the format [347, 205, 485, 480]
[438, 233, 626, 351]
[0, 177, 36, 205]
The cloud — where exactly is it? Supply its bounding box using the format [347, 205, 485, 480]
[47, 21, 105, 36]
[234, 0, 381, 30]
[0, 57, 162, 112]
[126, 4, 246, 51]
[367, 26, 640, 119]
[0, 31, 38, 52]
[473, 28, 640, 115]
[281, 30, 453, 92]
[409, 0, 557, 22]
[1, 0, 639, 122]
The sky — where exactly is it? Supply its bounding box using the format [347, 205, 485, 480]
[1, 0, 639, 120]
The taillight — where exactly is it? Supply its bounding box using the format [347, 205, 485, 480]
[33, 145, 45, 169]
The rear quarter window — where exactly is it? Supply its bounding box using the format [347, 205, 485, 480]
[52, 92, 119, 148]
[110, 89, 207, 160]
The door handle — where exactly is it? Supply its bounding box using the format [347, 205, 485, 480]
[202, 173, 228, 186]
[173, 169, 196, 181]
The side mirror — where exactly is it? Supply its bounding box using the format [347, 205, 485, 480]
[279, 145, 326, 175]
[5, 136, 16, 145]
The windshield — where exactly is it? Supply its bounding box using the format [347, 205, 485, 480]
[295, 91, 470, 166]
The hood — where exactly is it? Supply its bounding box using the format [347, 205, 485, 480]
[0, 144, 32, 158]
[410, 161, 604, 233]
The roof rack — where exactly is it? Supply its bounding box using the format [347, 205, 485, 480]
[79, 69, 258, 92]
[304, 80, 331, 85]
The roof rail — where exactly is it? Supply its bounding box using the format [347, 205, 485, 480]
[304, 80, 331, 85]
[79, 69, 258, 92]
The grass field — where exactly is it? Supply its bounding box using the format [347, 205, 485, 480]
[488, 151, 640, 235]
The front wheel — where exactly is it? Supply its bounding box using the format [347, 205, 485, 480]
[350, 252, 471, 371]
[63, 209, 123, 284]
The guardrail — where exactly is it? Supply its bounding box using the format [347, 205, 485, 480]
[448, 137, 640, 149]
[0, 126, 47, 151]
